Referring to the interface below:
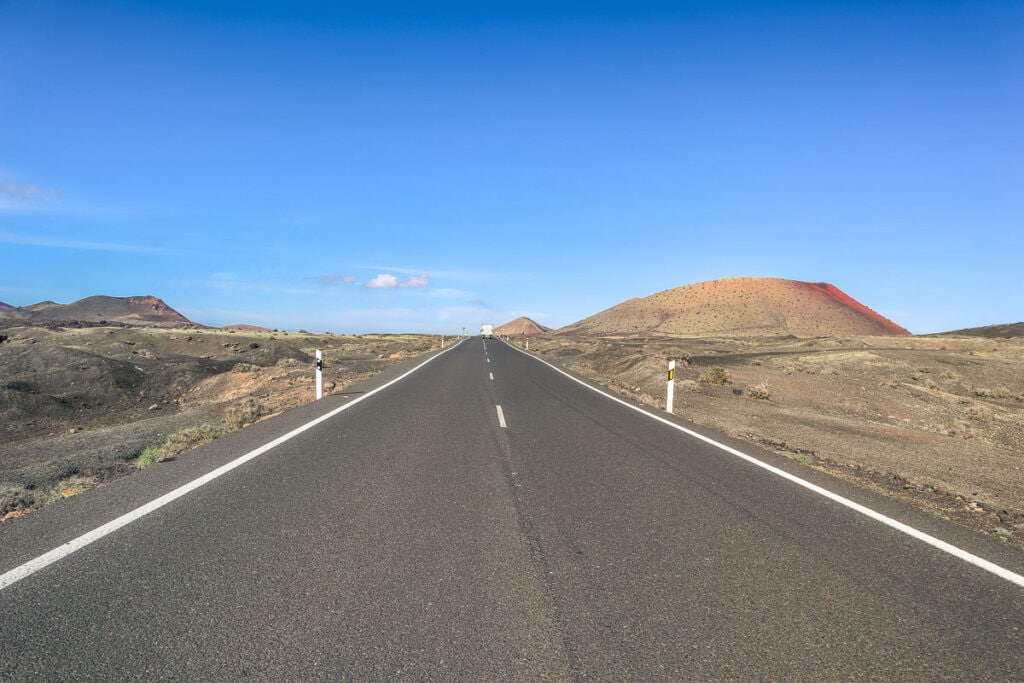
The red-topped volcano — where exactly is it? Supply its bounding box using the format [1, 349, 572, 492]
[0, 295, 195, 328]
[495, 317, 551, 336]
[558, 277, 911, 337]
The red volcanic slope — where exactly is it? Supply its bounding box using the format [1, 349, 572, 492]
[559, 277, 912, 337]
[796, 282, 910, 336]
[495, 317, 551, 336]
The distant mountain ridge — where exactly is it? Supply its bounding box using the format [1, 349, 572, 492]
[0, 295, 195, 329]
[938, 322, 1024, 338]
[558, 277, 911, 338]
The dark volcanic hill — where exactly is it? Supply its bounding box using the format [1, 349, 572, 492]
[558, 277, 911, 338]
[0, 295, 195, 329]
[938, 322, 1024, 338]
[495, 317, 551, 336]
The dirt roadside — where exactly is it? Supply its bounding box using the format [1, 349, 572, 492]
[512, 333, 1024, 551]
[0, 326, 440, 519]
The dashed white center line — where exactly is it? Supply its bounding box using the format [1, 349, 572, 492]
[489, 373, 494, 380]
[496, 405, 507, 429]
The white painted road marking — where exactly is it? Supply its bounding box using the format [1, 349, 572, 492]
[0, 341, 465, 593]
[505, 341, 1024, 589]
[489, 373, 494, 380]
[496, 405, 507, 429]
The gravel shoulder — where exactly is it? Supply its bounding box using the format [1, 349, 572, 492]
[515, 333, 1024, 551]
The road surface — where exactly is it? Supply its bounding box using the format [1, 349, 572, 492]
[1, 337, 1022, 680]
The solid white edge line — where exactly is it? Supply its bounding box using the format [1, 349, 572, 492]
[0, 340, 465, 592]
[503, 340, 1024, 589]
[496, 405, 507, 429]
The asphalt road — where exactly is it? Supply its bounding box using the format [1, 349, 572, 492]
[1, 337, 1022, 680]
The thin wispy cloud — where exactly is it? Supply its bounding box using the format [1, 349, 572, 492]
[0, 230, 171, 254]
[425, 287, 481, 300]
[404, 274, 429, 288]
[188, 273, 320, 296]
[318, 274, 359, 286]
[362, 265, 496, 283]
[0, 181, 67, 214]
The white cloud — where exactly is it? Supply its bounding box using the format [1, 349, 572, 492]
[365, 273, 430, 289]
[366, 273, 400, 289]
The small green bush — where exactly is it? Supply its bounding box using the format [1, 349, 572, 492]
[136, 445, 165, 469]
[699, 366, 732, 385]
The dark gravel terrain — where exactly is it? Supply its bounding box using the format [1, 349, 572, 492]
[0, 326, 439, 518]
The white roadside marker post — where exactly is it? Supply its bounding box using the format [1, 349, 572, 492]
[666, 359, 676, 414]
[441, 335, 445, 348]
[315, 349, 323, 400]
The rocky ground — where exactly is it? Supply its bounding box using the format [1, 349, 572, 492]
[0, 326, 440, 519]
[513, 333, 1024, 550]
[6, 326, 1023, 552]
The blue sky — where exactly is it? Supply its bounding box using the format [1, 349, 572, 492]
[1, 1, 1021, 334]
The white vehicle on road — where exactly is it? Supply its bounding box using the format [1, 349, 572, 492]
[480, 324, 494, 339]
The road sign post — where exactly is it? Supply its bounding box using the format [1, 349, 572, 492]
[666, 359, 676, 413]
[315, 349, 323, 400]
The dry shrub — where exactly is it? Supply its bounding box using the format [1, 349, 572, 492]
[1, 483, 34, 517]
[993, 386, 1014, 400]
[162, 424, 225, 457]
[232, 362, 259, 373]
[744, 381, 771, 400]
[699, 366, 732, 385]
[679, 379, 700, 393]
[966, 404, 994, 423]
[947, 421, 982, 440]
[223, 398, 270, 430]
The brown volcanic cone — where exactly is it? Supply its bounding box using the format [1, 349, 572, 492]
[495, 316, 552, 336]
[0, 295, 195, 328]
[559, 277, 911, 338]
